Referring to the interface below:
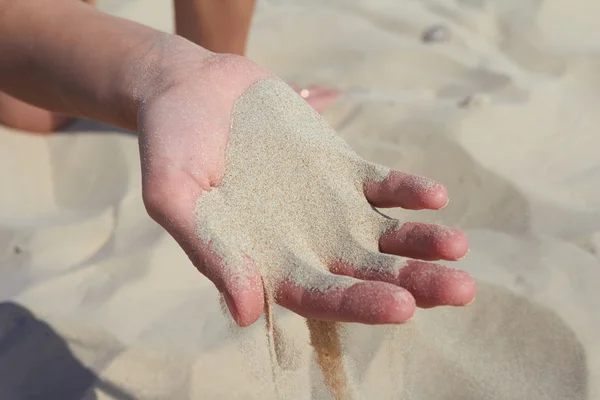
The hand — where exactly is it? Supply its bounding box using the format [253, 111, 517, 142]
[138, 50, 475, 327]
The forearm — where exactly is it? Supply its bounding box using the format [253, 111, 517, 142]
[0, 0, 205, 131]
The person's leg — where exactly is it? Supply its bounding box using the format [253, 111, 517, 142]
[174, 0, 340, 113]
[0, 0, 97, 134]
[174, 0, 255, 56]
[0, 92, 70, 133]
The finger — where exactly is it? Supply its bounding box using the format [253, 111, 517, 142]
[276, 269, 415, 324]
[330, 255, 476, 308]
[142, 165, 264, 327]
[194, 245, 265, 327]
[397, 259, 476, 308]
[379, 221, 468, 261]
[364, 168, 448, 210]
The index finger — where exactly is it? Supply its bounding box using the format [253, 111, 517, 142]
[276, 275, 416, 324]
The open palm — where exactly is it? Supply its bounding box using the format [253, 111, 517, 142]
[138, 55, 475, 327]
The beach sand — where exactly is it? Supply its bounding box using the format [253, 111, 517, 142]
[1, 0, 600, 398]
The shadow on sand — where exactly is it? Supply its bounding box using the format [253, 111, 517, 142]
[0, 302, 135, 400]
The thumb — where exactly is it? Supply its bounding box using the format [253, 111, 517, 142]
[197, 246, 264, 327]
[220, 278, 264, 327]
[142, 166, 264, 327]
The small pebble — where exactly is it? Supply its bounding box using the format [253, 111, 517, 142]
[421, 24, 452, 43]
[457, 93, 489, 108]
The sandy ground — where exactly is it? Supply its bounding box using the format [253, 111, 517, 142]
[1, 0, 600, 398]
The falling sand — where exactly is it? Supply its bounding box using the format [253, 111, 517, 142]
[306, 320, 352, 399]
[196, 79, 415, 398]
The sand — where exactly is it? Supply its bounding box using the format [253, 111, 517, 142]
[196, 79, 400, 399]
[1, 0, 600, 399]
[195, 79, 393, 296]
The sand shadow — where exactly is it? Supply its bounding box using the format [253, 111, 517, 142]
[0, 207, 163, 304]
[402, 282, 588, 399]
[44, 127, 131, 214]
[332, 102, 600, 240]
[327, 102, 594, 398]
[340, 283, 588, 399]
[62, 118, 134, 136]
[0, 302, 134, 400]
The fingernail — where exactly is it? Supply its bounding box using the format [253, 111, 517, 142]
[223, 293, 240, 325]
[440, 196, 450, 210]
[465, 296, 476, 306]
[457, 248, 470, 261]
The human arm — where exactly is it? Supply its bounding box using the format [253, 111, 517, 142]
[0, 0, 475, 327]
[0, 0, 186, 131]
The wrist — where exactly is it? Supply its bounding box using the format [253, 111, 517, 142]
[134, 36, 274, 131]
[130, 35, 215, 128]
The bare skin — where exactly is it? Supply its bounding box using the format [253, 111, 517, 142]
[0, 0, 98, 133]
[0, 0, 475, 326]
[174, 0, 256, 56]
[0, 0, 339, 133]
[173, 0, 341, 113]
[0, 92, 71, 132]
[172, 0, 340, 113]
